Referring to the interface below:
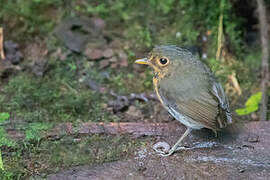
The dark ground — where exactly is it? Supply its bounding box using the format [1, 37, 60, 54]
[46, 121, 270, 180]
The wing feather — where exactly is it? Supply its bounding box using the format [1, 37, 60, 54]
[158, 76, 232, 131]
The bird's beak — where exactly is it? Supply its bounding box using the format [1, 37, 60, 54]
[134, 58, 149, 65]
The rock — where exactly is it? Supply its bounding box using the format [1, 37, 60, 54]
[31, 57, 48, 77]
[118, 50, 127, 60]
[116, 50, 128, 67]
[55, 16, 106, 53]
[24, 40, 49, 77]
[125, 105, 142, 117]
[0, 60, 21, 78]
[84, 48, 103, 60]
[4, 40, 23, 65]
[119, 58, 128, 67]
[83, 39, 107, 60]
[245, 134, 260, 143]
[91, 17, 106, 31]
[103, 48, 114, 58]
[99, 59, 110, 69]
[109, 39, 122, 49]
[108, 93, 129, 113]
[109, 57, 118, 68]
[109, 57, 117, 63]
[84, 78, 100, 91]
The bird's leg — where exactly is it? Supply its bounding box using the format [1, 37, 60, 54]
[154, 127, 192, 157]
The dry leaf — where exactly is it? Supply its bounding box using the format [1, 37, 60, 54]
[228, 72, 242, 95]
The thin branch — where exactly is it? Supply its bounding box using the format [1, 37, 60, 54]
[257, 0, 269, 121]
[216, 0, 225, 60]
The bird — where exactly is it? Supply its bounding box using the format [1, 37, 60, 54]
[135, 45, 232, 156]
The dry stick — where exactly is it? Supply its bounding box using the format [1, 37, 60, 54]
[257, 0, 269, 121]
[0, 28, 5, 59]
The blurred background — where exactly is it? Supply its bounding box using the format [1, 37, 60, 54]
[0, 0, 269, 179]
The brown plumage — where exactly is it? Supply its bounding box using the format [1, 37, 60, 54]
[135, 45, 232, 156]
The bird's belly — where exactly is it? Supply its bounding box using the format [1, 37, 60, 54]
[167, 106, 204, 129]
[153, 77, 204, 129]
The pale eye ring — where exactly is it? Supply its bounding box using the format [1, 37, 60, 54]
[159, 58, 169, 65]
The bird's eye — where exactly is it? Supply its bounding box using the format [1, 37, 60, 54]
[159, 58, 169, 65]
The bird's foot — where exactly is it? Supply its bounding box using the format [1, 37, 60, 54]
[158, 150, 175, 157]
[153, 141, 175, 156]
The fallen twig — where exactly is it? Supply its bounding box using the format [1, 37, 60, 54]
[0, 28, 4, 59]
[46, 122, 180, 140]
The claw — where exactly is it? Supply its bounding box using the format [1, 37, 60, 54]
[159, 150, 174, 157]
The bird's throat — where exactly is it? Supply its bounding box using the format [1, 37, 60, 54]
[153, 72, 166, 108]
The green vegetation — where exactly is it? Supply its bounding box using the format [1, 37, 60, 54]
[74, 0, 243, 54]
[25, 122, 51, 141]
[0, 0, 63, 39]
[0, 150, 3, 171]
[0, 112, 16, 179]
[0, 0, 266, 178]
[1, 58, 117, 124]
[2, 135, 143, 179]
[0, 113, 9, 123]
[0, 113, 16, 147]
[236, 92, 262, 116]
[0, 113, 9, 172]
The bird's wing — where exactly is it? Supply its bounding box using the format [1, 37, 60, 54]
[158, 75, 231, 130]
[211, 81, 232, 126]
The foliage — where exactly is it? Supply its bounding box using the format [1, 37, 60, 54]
[73, 0, 243, 57]
[25, 122, 51, 142]
[0, 0, 63, 39]
[177, 0, 243, 55]
[236, 92, 262, 115]
[0, 169, 14, 180]
[0, 113, 16, 148]
[0, 150, 3, 170]
[0, 127, 17, 148]
[0, 113, 9, 123]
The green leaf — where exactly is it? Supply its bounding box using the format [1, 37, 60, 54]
[0, 113, 10, 123]
[235, 92, 262, 116]
[245, 92, 262, 107]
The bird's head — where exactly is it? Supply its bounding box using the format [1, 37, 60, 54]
[135, 45, 192, 78]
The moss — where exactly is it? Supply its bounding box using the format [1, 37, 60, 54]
[1, 56, 116, 124]
[25, 122, 51, 141]
[3, 135, 143, 178]
[0, 128, 17, 148]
